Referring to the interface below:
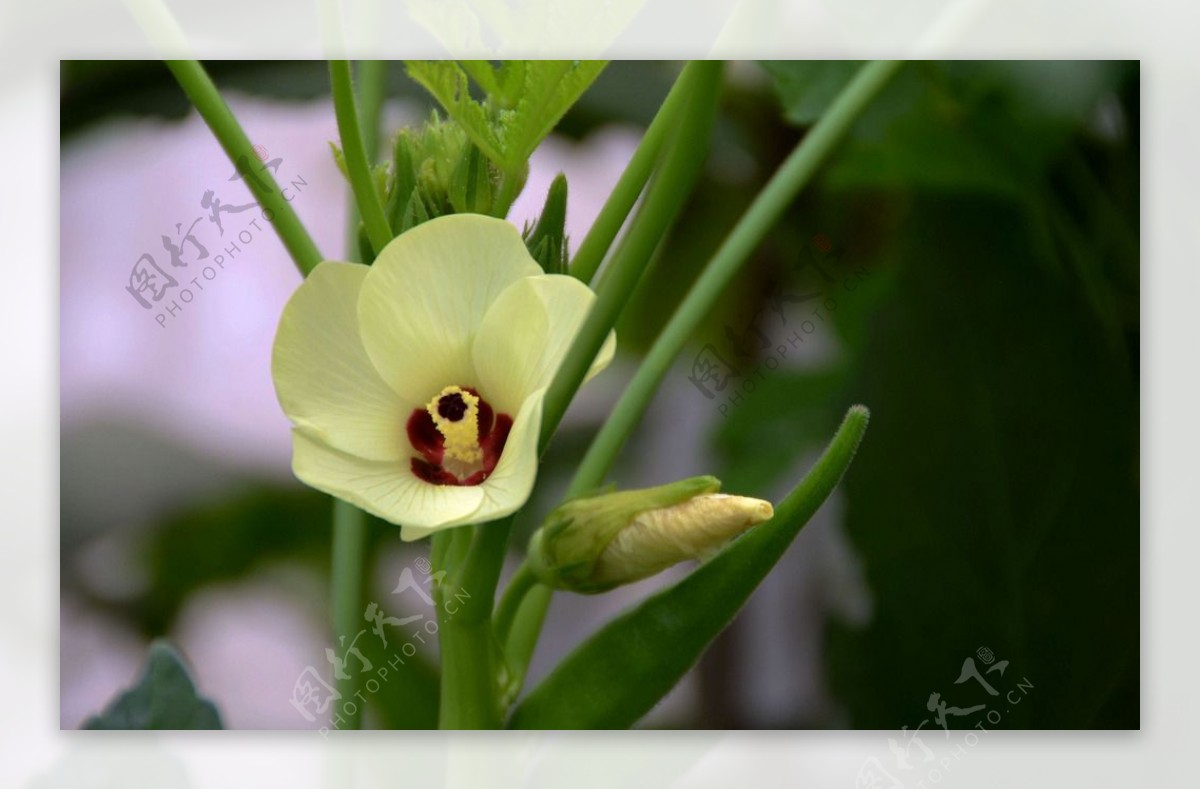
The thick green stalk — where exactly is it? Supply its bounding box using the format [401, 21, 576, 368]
[164, 60, 323, 275]
[330, 60, 393, 256]
[328, 60, 388, 732]
[331, 498, 367, 729]
[356, 60, 387, 161]
[537, 60, 724, 452]
[438, 619, 499, 728]
[456, 515, 516, 617]
[504, 60, 902, 691]
[568, 59, 902, 496]
[342, 61, 387, 262]
[433, 527, 501, 728]
[568, 61, 705, 285]
[431, 512, 516, 728]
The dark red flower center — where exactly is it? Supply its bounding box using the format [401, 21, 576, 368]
[407, 386, 512, 486]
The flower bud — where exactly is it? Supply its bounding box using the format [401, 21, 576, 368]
[528, 476, 774, 594]
[395, 114, 468, 201]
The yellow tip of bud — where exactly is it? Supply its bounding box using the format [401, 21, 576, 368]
[591, 494, 773, 589]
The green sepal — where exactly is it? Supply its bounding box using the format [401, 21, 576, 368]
[449, 140, 495, 215]
[529, 475, 721, 594]
[524, 172, 570, 274]
[356, 221, 374, 262]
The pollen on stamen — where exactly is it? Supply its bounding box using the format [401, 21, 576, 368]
[426, 385, 483, 465]
[408, 385, 514, 487]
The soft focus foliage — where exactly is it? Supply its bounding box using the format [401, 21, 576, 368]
[61, 60, 1138, 729]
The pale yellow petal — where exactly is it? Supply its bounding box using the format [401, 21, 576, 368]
[272, 262, 406, 461]
[399, 523, 440, 542]
[588, 326, 618, 382]
[472, 274, 616, 414]
[466, 387, 546, 525]
[357, 214, 542, 405]
[291, 429, 484, 533]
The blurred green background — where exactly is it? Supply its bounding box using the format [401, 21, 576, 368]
[60, 60, 1139, 729]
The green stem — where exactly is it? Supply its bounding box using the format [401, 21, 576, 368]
[568, 61, 704, 285]
[330, 60, 393, 256]
[342, 60, 387, 263]
[494, 562, 538, 645]
[430, 530, 452, 595]
[356, 60, 387, 161]
[500, 583, 551, 705]
[492, 168, 523, 219]
[327, 60, 388, 732]
[537, 60, 724, 452]
[568, 59, 902, 496]
[433, 527, 501, 729]
[331, 498, 367, 729]
[432, 516, 513, 729]
[438, 618, 500, 729]
[165, 60, 323, 275]
[504, 59, 902, 690]
[496, 561, 549, 688]
[456, 515, 515, 617]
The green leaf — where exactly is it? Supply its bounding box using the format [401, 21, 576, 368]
[508, 406, 869, 729]
[405, 60, 607, 174]
[83, 641, 222, 730]
[825, 191, 1139, 728]
[404, 61, 507, 165]
[752, 61, 1139, 729]
[500, 60, 608, 165]
[458, 60, 503, 98]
